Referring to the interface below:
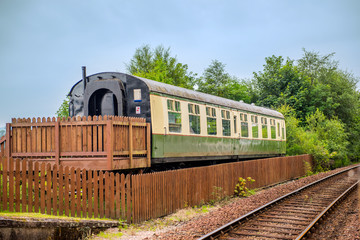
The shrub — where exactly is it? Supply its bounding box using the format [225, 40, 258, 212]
[278, 105, 350, 171]
[234, 177, 255, 197]
[304, 161, 313, 176]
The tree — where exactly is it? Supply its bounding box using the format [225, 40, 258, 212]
[250, 55, 312, 121]
[297, 48, 337, 85]
[56, 96, 69, 118]
[254, 50, 360, 163]
[197, 60, 250, 102]
[297, 49, 359, 125]
[126, 45, 196, 89]
[297, 50, 360, 161]
[348, 112, 360, 160]
[251, 50, 360, 124]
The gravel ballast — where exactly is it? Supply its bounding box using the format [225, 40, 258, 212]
[91, 164, 359, 239]
[151, 165, 359, 240]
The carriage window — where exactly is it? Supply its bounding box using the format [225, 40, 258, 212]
[167, 99, 181, 133]
[167, 100, 174, 111]
[188, 104, 194, 114]
[277, 122, 280, 137]
[195, 105, 200, 114]
[175, 101, 181, 111]
[234, 115, 237, 134]
[188, 103, 201, 134]
[251, 115, 259, 138]
[212, 108, 216, 117]
[240, 113, 249, 137]
[270, 119, 276, 139]
[282, 122, 285, 140]
[206, 107, 217, 135]
[221, 110, 231, 136]
[261, 117, 268, 139]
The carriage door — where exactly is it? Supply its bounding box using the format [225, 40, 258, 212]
[84, 79, 125, 117]
[88, 89, 119, 116]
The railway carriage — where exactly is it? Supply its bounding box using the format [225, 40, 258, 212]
[69, 70, 286, 166]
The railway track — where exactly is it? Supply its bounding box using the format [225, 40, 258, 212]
[199, 165, 360, 240]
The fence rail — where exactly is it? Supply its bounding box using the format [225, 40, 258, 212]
[0, 116, 151, 170]
[0, 155, 312, 223]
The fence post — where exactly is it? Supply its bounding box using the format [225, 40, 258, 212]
[55, 120, 60, 165]
[106, 120, 114, 170]
[129, 121, 133, 169]
[2, 157, 8, 211]
[5, 123, 11, 158]
[127, 175, 132, 223]
[0, 139, 4, 157]
[146, 123, 151, 167]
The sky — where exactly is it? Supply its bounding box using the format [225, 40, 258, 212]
[0, 0, 359, 127]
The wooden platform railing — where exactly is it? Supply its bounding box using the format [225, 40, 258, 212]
[0, 116, 151, 170]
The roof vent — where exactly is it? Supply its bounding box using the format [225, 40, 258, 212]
[239, 100, 244, 103]
[251, 103, 255, 106]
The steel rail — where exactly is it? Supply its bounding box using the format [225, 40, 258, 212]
[295, 180, 359, 239]
[198, 164, 360, 240]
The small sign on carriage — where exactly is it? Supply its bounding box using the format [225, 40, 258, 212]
[136, 106, 141, 114]
[134, 89, 142, 102]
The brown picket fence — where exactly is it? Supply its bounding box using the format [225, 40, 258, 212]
[0, 157, 132, 221]
[0, 155, 312, 223]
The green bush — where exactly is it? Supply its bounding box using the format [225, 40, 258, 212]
[234, 177, 255, 197]
[278, 105, 350, 172]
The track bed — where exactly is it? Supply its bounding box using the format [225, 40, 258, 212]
[199, 165, 360, 240]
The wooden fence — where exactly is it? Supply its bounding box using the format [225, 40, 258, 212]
[0, 116, 151, 170]
[131, 154, 312, 222]
[0, 157, 133, 222]
[0, 155, 312, 223]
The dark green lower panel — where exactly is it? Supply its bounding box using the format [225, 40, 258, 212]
[152, 134, 286, 159]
